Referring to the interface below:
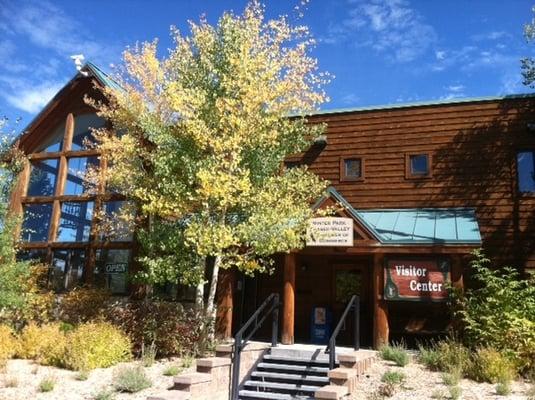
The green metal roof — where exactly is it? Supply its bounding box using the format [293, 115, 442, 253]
[308, 92, 535, 117]
[83, 62, 123, 91]
[321, 187, 482, 245]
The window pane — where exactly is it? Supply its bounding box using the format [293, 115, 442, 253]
[36, 121, 65, 152]
[518, 151, 535, 192]
[50, 249, 86, 292]
[100, 201, 135, 242]
[27, 159, 59, 196]
[64, 157, 99, 195]
[17, 248, 48, 263]
[96, 249, 130, 294]
[21, 203, 53, 242]
[410, 154, 429, 175]
[72, 114, 106, 151]
[56, 202, 94, 242]
[344, 158, 361, 178]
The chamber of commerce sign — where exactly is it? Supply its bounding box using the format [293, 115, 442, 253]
[384, 258, 450, 301]
[306, 217, 354, 247]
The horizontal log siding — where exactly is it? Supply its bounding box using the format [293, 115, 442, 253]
[304, 98, 535, 274]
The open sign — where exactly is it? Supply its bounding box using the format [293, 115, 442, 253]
[105, 263, 127, 273]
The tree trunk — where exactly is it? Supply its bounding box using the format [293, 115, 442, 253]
[204, 254, 221, 338]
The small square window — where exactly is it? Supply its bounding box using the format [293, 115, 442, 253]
[27, 159, 59, 196]
[406, 153, 431, 178]
[517, 151, 535, 192]
[340, 157, 364, 181]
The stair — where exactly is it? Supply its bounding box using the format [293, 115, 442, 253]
[238, 350, 335, 400]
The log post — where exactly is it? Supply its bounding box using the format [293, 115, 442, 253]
[373, 254, 389, 348]
[215, 268, 235, 339]
[282, 253, 296, 345]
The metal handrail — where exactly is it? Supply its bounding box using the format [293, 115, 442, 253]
[231, 293, 280, 400]
[325, 295, 360, 369]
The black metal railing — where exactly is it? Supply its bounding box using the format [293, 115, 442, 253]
[325, 295, 360, 369]
[231, 293, 280, 400]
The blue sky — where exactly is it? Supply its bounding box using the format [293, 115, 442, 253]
[0, 0, 534, 132]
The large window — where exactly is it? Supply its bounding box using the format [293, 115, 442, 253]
[19, 112, 133, 294]
[95, 249, 131, 294]
[50, 249, 86, 292]
[57, 201, 94, 242]
[71, 114, 106, 151]
[100, 201, 134, 242]
[65, 156, 99, 195]
[21, 203, 53, 242]
[27, 159, 59, 196]
[518, 151, 535, 193]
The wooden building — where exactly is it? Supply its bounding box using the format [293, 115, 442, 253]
[9, 63, 535, 348]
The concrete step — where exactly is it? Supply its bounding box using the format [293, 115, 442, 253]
[238, 389, 314, 399]
[257, 362, 329, 375]
[250, 371, 329, 385]
[243, 380, 319, 394]
[262, 355, 330, 366]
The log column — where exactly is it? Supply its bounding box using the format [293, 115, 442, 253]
[373, 253, 389, 348]
[216, 268, 235, 339]
[282, 253, 296, 345]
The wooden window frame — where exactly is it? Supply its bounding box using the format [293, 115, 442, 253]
[405, 152, 432, 179]
[340, 157, 365, 182]
[15, 112, 132, 291]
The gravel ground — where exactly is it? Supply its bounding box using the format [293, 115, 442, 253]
[0, 358, 195, 400]
[352, 357, 534, 400]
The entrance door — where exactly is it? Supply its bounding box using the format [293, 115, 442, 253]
[332, 264, 372, 347]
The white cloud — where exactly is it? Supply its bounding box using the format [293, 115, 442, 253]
[0, 0, 121, 115]
[446, 84, 465, 93]
[5, 82, 63, 114]
[340, 93, 361, 105]
[324, 0, 436, 63]
[471, 31, 511, 42]
[435, 50, 446, 60]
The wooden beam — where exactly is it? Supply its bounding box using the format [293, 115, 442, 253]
[282, 253, 296, 345]
[215, 268, 235, 339]
[373, 253, 389, 348]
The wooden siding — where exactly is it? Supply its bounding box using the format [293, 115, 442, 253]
[294, 98, 535, 273]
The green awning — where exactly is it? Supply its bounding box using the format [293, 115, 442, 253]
[322, 187, 482, 245]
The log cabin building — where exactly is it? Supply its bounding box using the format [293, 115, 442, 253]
[8, 63, 535, 349]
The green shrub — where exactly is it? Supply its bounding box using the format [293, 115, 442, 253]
[453, 250, 535, 373]
[74, 370, 90, 381]
[93, 389, 116, 400]
[64, 322, 131, 371]
[18, 323, 67, 366]
[0, 325, 18, 366]
[379, 342, 410, 367]
[381, 370, 405, 385]
[38, 377, 55, 392]
[418, 342, 442, 371]
[141, 342, 157, 367]
[418, 339, 471, 374]
[442, 366, 462, 386]
[163, 364, 181, 376]
[469, 347, 516, 383]
[448, 386, 462, 400]
[496, 381, 512, 396]
[113, 365, 152, 393]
